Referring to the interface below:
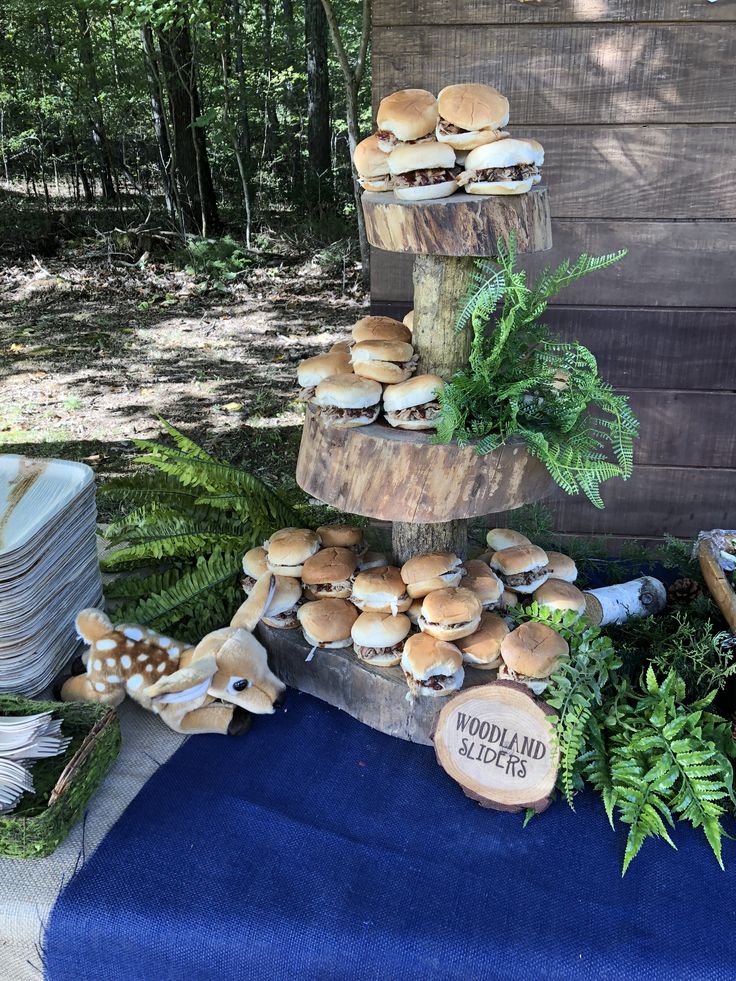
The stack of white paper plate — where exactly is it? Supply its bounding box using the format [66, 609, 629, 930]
[0, 455, 103, 695]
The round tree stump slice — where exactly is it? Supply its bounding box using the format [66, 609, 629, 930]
[259, 623, 497, 746]
[362, 187, 552, 256]
[433, 682, 559, 813]
[296, 407, 553, 526]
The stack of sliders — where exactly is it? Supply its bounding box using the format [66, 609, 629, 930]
[352, 83, 544, 199]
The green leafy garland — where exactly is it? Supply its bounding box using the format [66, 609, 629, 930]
[100, 420, 299, 642]
[515, 603, 736, 875]
[435, 236, 638, 507]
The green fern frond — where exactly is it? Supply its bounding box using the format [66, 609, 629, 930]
[99, 473, 201, 510]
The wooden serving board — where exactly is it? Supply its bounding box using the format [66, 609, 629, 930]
[259, 623, 497, 746]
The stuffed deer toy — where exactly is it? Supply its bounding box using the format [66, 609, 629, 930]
[60, 574, 286, 735]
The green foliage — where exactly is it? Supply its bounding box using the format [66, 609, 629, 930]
[436, 238, 637, 507]
[184, 236, 252, 283]
[100, 419, 298, 642]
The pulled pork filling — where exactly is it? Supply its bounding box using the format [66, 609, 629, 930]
[266, 607, 300, 626]
[461, 163, 539, 185]
[387, 400, 441, 422]
[421, 618, 472, 630]
[315, 404, 379, 422]
[376, 130, 434, 149]
[405, 671, 454, 691]
[503, 568, 544, 587]
[355, 640, 405, 660]
[307, 580, 352, 594]
[394, 169, 455, 189]
[358, 174, 391, 190]
[437, 118, 467, 136]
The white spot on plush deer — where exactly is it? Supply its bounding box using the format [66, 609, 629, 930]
[60, 574, 286, 736]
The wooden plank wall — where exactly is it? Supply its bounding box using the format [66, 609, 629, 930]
[369, 0, 736, 538]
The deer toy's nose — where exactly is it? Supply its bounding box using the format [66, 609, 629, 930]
[273, 691, 287, 710]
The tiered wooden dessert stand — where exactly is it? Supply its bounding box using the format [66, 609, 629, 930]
[260, 188, 553, 745]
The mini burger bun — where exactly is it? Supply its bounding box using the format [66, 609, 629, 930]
[463, 138, 544, 196]
[353, 134, 392, 180]
[297, 598, 358, 649]
[403, 310, 414, 330]
[266, 529, 321, 576]
[394, 179, 458, 203]
[457, 612, 509, 668]
[400, 551, 463, 598]
[316, 523, 364, 549]
[351, 566, 411, 613]
[486, 528, 532, 551]
[401, 633, 464, 697]
[541, 551, 578, 583]
[388, 141, 455, 175]
[376, 88, 439, 144]
[419, 587, 482, 641]
[242, 545, 269, 580]
[500, 621, 569, 679]
[352, 316, 411, 345]
[406, 598, 423, 626]
[463, 559, 504, 607]
[383, 374, 445, 412]
[311, 374, 383, 426]
[351, 340, 415, 385]
[261, 575, 304, 627]
[301, 546, 358, 596]
[533, 579, 587, 617]
[351, 611, 411, 649]
[297, 350, 352, 388]
[490, 544, 549, 576]
[437, 83, 510, 148]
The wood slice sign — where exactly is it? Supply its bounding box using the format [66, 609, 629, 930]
[433, 681, 559, 813]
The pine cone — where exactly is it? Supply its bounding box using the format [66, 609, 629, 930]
[668, 577, 701, 604]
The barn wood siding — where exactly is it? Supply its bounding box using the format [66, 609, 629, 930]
[370, 2, 736, 538]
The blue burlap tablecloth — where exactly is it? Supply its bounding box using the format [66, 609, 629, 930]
[45, 690, 736, 980]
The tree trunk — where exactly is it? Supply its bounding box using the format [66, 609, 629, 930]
[76, 4, 116, 199]
[304, 0, 331, 205]
[141, 26, 176, 222]
[158, 23, 220, 235]
[282, 0, 304, 197]
[232, 0, 253, 245]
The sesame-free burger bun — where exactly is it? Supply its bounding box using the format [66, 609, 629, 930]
[462, 138, 544, 196]
[311, 375, 382, 427]
[419, 587, 482, 640]
[401, 633, 464, 697]
[541, 551, 578, 583]
[501, 621, 569, 678]
[376, 88, 439, 146]
[490, 544, 550, 593]
[463, 559, 504, 608]
[297, 350, 352, 389]
[403, 310, 414, 330]
[266, 529, 321, 576]
[383, 374, 445, 430]
[351, 566, 411, 613]
[436, 83, 510, 150]
[316, 523, 364, 549]
[261, 575, 304, 628]
[242, 545, 269, 585]
[351, 340, 416, 385]
[388, 141, 458, 202]
[400, 552, 464, 598]
[486, 528, 532, 551]
[351, 611, 411, 666]
[406, 598, 423, 625]
[353, 134, 393, 191]
[533, 579, 586, 617]
[301, 546, 358, 599]
[297, 598, 358, 649]
[352, 315, 411, 344]
[457, 612, 509, 668]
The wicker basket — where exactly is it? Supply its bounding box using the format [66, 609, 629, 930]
[0, 695, 121, 859]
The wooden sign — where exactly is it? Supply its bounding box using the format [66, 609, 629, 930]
[433, 681, 559, 814]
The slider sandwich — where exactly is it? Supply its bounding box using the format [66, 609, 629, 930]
[463, 559, 504, 610]
[533, 579, 586, 620]
[490, 545, 550, 595]
[351, 612, 412, 667]
[301, 546, 358, 600]
[383, 374, 446, 430]
[297, 598, 358, 650]
[261, 576, 303, 629]
[540, 551, 578, 583]
[352, 315, 411, 345]
[458, 138, 544, 196]
[316, 523, 365, 552]
[266, 528, 321, 577]
[457, 612, 509, 670]
[375, 88, 439, 153]
[311, 375, 383, 428]
[388, 142, 458, 201]
[401, 633, 464, 699]
[351, 566, 411, 615]
[406, 598, 423, 627]
[486, 528, 532, 551]
[242, 546, 268, 594]
[400, 552, 464, 599]
[351, 340, 417, 385]
[403, 310, 414, 331]
[418, 587, 482, 641]
[297, 350, 352, 401]
[353, 134, 394, 192]
[436, 83, 509, 150]
[499, 621, 569, 694]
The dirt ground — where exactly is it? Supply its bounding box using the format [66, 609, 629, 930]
[0, 245, 367, 514]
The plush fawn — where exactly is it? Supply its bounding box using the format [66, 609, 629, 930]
[60, 574, 286, 735]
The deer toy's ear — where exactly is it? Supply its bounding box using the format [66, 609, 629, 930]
[75, 608, 114, 643]
[231, 573, 276, 631]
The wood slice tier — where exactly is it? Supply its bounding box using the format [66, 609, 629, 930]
[259, 623, 496, 746]
[362, 187, 552, 256]
[296, 406, 553, 523]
